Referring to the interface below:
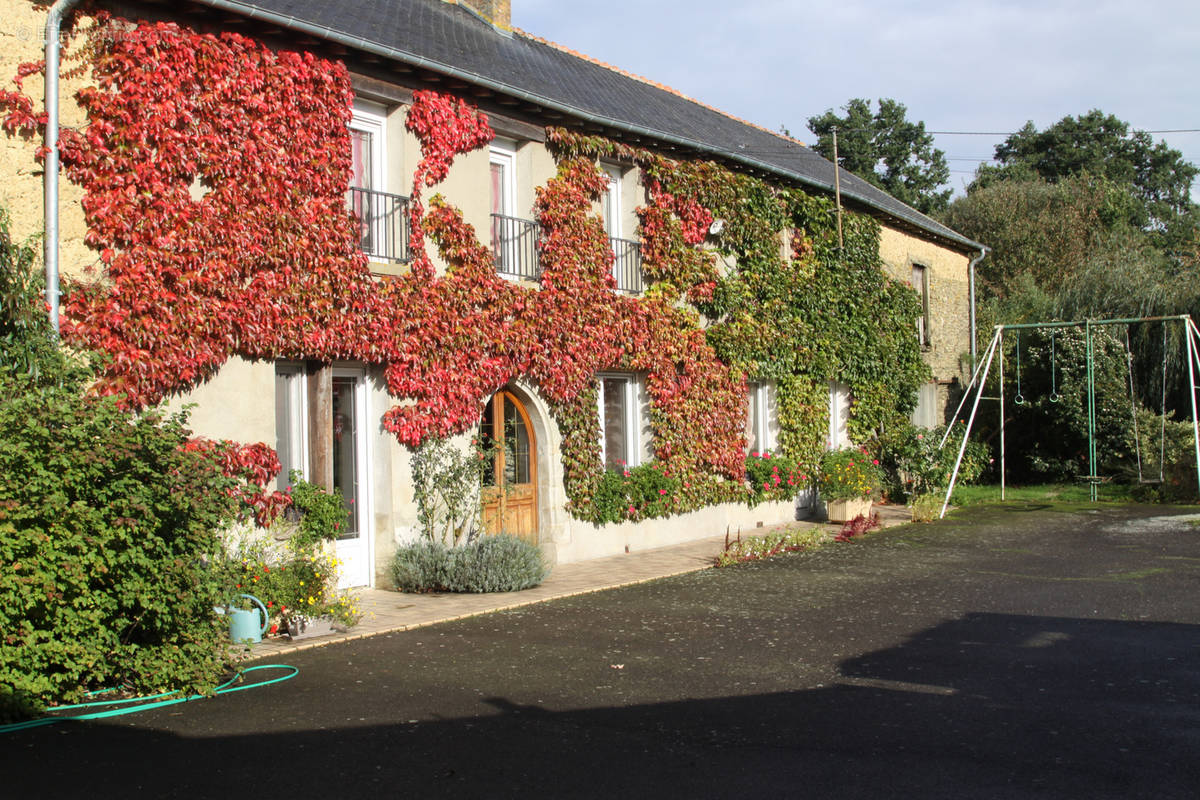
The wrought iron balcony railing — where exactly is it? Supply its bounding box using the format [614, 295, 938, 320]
[347, 186, 411, 264]
[610, 237, 643, 294]
[491, 213, 541, 279]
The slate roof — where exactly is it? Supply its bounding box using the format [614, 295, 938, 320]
[199, 0, 983, 252]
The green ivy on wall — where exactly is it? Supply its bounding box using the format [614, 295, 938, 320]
[549, 130, 930, 495]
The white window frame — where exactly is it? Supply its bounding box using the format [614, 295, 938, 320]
[330, 366, 373, 589]
[490, 140, 519, 277]
[912, 263, 931, 348]
[828, 381, 851, 450]
[597, 372, 641, 469]
[601, 163, 622, 240]
[489, 139, 517, 217]
[747, 380, 776, 454]
[349, 102, 387, 260]
[274, 362, 309, 492]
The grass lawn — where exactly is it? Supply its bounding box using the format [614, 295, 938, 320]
[949, 483, 1138, 506]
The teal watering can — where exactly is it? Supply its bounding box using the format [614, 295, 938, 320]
[228, 593, 269, 644]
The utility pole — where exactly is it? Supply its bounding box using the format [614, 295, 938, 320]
[831, 127, 844, 250]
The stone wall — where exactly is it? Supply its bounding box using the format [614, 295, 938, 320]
[878, 224, 975, 422]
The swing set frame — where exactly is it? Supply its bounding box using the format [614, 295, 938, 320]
[938, 314, 1200, 518]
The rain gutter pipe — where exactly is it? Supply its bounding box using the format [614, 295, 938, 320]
[968, 247, 989, 373]
[43, 0, 84, 334]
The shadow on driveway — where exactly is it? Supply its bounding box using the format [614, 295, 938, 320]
[6, 611, 1197, 799]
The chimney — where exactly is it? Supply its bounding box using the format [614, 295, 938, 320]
[448, 0, 512, 31]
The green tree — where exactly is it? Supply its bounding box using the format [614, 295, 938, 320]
[807, 98, 951, 216]
[940, 172, 1145, 297]
[973, 110, 1199, 248]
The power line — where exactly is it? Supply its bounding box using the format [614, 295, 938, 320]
[927, 128, 1200, 136]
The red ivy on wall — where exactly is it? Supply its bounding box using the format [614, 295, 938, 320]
[2, 15, 753, 519]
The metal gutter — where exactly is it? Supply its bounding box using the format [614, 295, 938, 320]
[967, 247, 989, 373]
[193, 0, 984, 254]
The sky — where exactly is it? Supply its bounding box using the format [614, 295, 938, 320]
[512, 0, 1200, 198]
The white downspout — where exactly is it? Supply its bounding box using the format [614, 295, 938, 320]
[967, 246, 989, 374]
[43, 0, 84, 334]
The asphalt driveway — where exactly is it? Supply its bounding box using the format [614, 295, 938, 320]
[4, 503, 1199, 798]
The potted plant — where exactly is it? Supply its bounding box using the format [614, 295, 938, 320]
[818, 447, 883, 523]
[220, 475, 361, 642]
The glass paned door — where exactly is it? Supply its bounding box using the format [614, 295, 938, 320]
[332, 370, 370, 587]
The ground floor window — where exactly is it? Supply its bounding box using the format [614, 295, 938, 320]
[828, 381, 851, 449]
[746, 380, 777, 453]
[911, 381, 939, 429]
[598, 373, 640, 470]
[274, 362, 308, 492]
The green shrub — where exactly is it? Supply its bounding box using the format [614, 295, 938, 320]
[221, 530, 360, 632]
[390, 535, 549, 593]
[909, 493, 943, 522]
[411, 436, 490, 546]
[0, 393, 241, 720]
[714, 527, 829, 567]
[285, 470, 349, 549]
[445, 534, 549, 592]
[0, 210, 90, 394]
[878, 421, 991, 500]
[590, 462, 683, 523]
[1125, 409, 1199, 503]
[390, 539, 455, 592]
[744, 450, 810, 507]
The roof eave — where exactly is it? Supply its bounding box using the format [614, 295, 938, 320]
[192, 0, 985, 254]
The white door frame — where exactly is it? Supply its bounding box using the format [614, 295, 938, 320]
[332, 366, 373, 588]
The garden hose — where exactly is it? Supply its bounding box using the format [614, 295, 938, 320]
[0, 664, 299, 733]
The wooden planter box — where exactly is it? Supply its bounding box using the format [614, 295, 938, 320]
[826, 497, 872, 523]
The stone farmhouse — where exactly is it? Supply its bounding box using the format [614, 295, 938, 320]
[1, 0, 986, 587]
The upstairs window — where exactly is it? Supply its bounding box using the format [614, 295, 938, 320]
[490, 141, 539, 279]
[602, 164, 643, 294]
[348, 104, 410, 264]
[912, 264, 931, 348]
[601, 164, 622, 240]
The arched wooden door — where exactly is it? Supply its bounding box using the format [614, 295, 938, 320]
[481, 390, 538, 544]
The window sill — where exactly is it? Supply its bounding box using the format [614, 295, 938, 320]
[367, 258, 412, 278]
